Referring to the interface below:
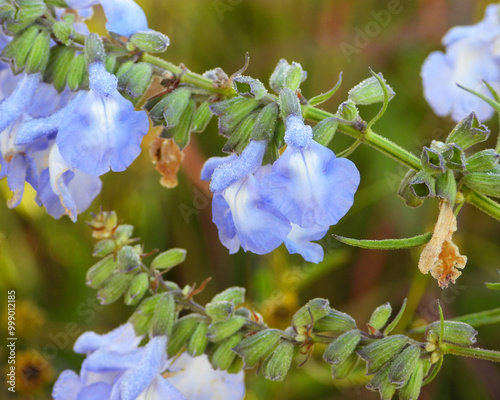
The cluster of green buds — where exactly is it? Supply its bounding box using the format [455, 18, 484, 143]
[0, 0, 169, 100]
[399, 112, 499, 207]
[83, 211, 500, 400]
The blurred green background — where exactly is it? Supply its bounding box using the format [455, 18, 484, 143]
[1, 0, 500, 398]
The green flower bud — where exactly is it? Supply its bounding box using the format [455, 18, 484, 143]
[124, 273, 149, 306]
[114, 224, 134, 244]
[366, 363, 397, 400]
[117, 246, 141, 272]
[425, 320, 477, 346]
[129, 30, 170, 53]
[7, 0, 46, 34]
[25, 30, 50, 74]
[93, 239, 115, 257]
[269, 59, 307, 93]
[337, 100, 359, 121]
[466, 149, 500, 172]
[45, 46, 76, 92]
[207, 316, 247, 343]
[273, 120, 286, 148]
[323, 329, 361, 366]
[211, 287, 246, 306]
[442, 143, 466, 170]
[206, 300, 234, 322]
[357, 335, 408, 375]
[312, 117, 338, 146]
[292, 298, 330, 329]
[222, 111, 258, 153]
[446, 112, 490, 150]
[167, 315, 201, 357]
[279, 88, 301, 118]
[66, 54, 87, 91]
[187, 322, 209, 356]
[388, 344, 420, 386]
[210, 97, 260, 137]
[211, 334, 244, 371]
[97, 273, 133, 305]
[105, 55, 117, 74]
[151, 248, 187, 271]
[86, 255, 118, 288]
[118, 62, 153, 98]
[52, 15, 74, 46]
[84, 33, 105, 65]
[368, 303, 392, 332]
[233, 76, 267, 100]
[330, 351, 359, 380]
[313, 309, 357, 333]
[348, 75, 395, 105]
[191, 101, 213, 133]
[435, 170, 457, 205]
[164, 98, 196, 149]
[398, 169, 424, 208]
[262, 340, 295, 381]
[233, 329, 282, 368]
[0, 1, 15, 24]
[462, 165, 500, 198]
[399, 359, 424, 400]
[1, 25, 40, 71]
[252, 103, 279, 142]
[284, 62, 306, 92]
[227, 354, 245, 374]
[421, 146, 445, 175]
[150, 292, 176, 337]
[409, 170, 436, 199]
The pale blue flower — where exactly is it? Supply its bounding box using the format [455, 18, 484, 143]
[65, 0, 148, 37]
[53, 323, 244, 400]
[55, 62, 149, 176]
[167, 353, 245, 400]
[421, 4, 500, 122]
[202, 141, 292, 255]
[284, 223, 329, 264]
[261, 115, 360, 229]
[36, 145, 102, 222]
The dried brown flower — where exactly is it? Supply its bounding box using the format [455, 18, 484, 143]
[149, 137, 184, 188]
[418, 200, 467, 288]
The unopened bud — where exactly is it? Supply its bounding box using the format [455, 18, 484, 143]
[211, 334, 244, 371]
[66, 54, 87, 91]
[93, 239, 115, 257]
[151, 248, 187, 271]
[207, 316, 247, 343]
[167, 315, 201, 357]
[262, 340, 295, 381]
[210, 97, 260, 137]
[211, 287, 246, 306]
[312, 117, 338, 146]
[117, 246, 141, 272]
[292, 298, 330, 328]
[462, 165, 500, 198]
[368, 303, 392, 332]
[187, 322, 209, 356]
[399, 359, 424, 400]
[150, 292, 176, 337]
[466, 149, 500, 172]
[388, 344, 421, 386]
[86, 255, 118, 288]
[191, 101, 213, 133]
[323, 329, 361, 366]
[233, 329, 282, 368]
[313, 309, 357, 333]
[425, 320, 477, 346]
[129, 30, 170, 53]
[96, 273, 132, 305]
[124, 273, 149, 306]
[348, 75, 395, 105]
[206, 301, 234, 322]
[446, 113, 490, 150]
[357, 335, 408, 375]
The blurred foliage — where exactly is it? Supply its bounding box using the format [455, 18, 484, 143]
[1, 0, 500, 399]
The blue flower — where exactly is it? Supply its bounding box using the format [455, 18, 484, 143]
[284, 223, 329, 264]
[202, 141, 292, 255]
[261, 115, 360, 229]
[52, 323, 245, 400]
[65, 0, 148, 37]
[54, 62, 149, 176]
[421, 4, 500, 122]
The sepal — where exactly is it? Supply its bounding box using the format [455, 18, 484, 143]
[129, 30, 170, 53]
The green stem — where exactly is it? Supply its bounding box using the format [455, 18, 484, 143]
[441, 343, 500, 362]
[142, 54, 500, 221]
[141, 53, 236, 96]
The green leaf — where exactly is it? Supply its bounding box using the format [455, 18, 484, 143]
[332, 232, 432, 250]
[383, 298, 407, 335]
[308, 72, 343, 106]
[366, 68, 392, 130]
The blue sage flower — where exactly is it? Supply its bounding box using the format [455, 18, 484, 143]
[55, 62, 149, 176]
[261, 115, 360, 229]
[65, 0, 148, 37]
[52, 323, 245, 400]
[421, 4, 500, 122]
[202, 141, 292, 255]
[284, 223, 329, 264]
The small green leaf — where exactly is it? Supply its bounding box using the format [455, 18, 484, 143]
[332, 232, 432, 250]
[308, 72, 343, 106]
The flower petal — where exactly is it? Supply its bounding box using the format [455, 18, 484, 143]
[74, 323, 141, 355]
[200, 154, 237, 182]
[76, 382, 112, 400]
[284, 223, 328, 264]
[0, 73, 39, 132]
[261, 141, 359, 228]
[52, 370, 82, 400]
[100, 0, 149, 37]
